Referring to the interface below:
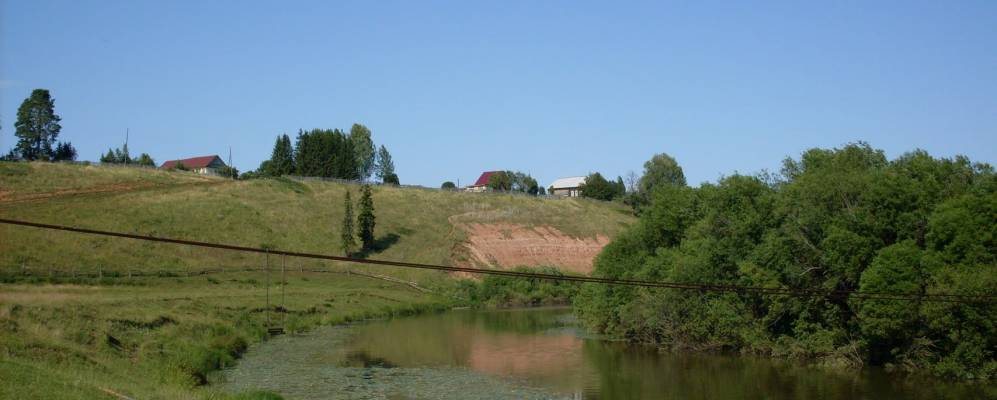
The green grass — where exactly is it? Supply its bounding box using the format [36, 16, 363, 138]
[0, 272, 445, 399]
[0, 162, 634, 284]
[0, 161, 635, 399]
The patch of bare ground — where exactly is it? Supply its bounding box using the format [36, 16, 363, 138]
[459, 223, 609, 274]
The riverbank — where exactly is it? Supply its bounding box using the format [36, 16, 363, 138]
[0, 271, 448, 399]
[220, 307, 996, 400]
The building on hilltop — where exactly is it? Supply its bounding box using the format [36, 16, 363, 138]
[465, 171, 499, 192]
[160, 155, 227, 175]
[549, 176, 586, 197]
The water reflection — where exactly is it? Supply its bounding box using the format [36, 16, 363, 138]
[221, 308, 993, 400]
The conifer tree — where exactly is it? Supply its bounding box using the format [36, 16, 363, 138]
[340, 190, 356, 255]
[357, 184, 376, 250]
[14, 89, 62, 161]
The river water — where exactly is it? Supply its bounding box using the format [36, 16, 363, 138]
[218, 308, 990, 399]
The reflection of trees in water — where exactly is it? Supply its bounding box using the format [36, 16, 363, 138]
[579, 340, 983, 400]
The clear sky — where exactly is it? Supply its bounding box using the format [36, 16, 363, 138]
[2, 1, 995, 187]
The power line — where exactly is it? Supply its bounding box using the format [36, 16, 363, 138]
[0, 217, 993, 304]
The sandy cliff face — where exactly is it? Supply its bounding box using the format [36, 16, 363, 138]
[458, 223, 610, 274]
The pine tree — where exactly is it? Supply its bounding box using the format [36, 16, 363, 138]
[340, 190, 356, 255]
[15, 89, 62, 161]
[357, 184, 376, 250]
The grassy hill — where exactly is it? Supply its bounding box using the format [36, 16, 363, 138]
[0, 161, 635, 399]
[0, 162, 634, 283]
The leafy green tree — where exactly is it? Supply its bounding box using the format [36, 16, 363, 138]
[383, 173, 399, 185]
[575, 143, 997, 379]
[216, 165, 239, 179]
[174, 161, 188, 171]
[350, 124, 376, 181]
[52, 142, 77, 161]
[341, 190, 356, 255]
[487, 171, 512, 191]
[14, 89, 62, 161]
[441, 181, 456, 190]
[638, 153, 686, 193]
[375, 145, 395, 183]
[580, 172, 624, 201]
[357, 184, 376, 250]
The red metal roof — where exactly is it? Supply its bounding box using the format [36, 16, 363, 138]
[472, 171, 499, 186]
[161, 155, 223, 169]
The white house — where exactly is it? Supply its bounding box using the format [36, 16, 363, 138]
[549, 176, 586, 197]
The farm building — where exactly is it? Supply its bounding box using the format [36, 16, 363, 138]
[160, 155, 227, 175]
[465, 171, 499, 192]
[549, 176, 586, 197]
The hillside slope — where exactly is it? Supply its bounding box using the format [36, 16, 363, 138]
[0, 162, 635, 283]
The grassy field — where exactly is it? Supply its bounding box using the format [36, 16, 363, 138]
[0, 162, 634, 284]
[0, 161, 635, 399]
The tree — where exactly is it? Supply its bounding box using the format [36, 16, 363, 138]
[217, 165, 239, 179]
[357, 184, 376, 250]
[341, 190, 356, 255]
[15, 89, 62, 161]
[375, 145, 395, 183]
[349, 124, 376, 181]
[580, 172, 621, 201]
[135, 153, 156, 167]
[383, 173, 399, 185]
[266, 134, 294, 176]
[638, 153, 686, 193]
[174, 161, 188, 171]
[52, 142, 77, 161]
[510, 172, 540, 195]
[441, 181, 457, 190]
[487, 171, 512, 191]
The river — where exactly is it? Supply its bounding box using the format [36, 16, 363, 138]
[218, 307, 989, 399]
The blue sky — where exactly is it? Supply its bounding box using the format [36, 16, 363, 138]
[2, 1, 995, 187]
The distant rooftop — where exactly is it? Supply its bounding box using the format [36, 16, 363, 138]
[550, 176, 586, 189]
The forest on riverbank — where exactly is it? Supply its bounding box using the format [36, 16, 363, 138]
[575, 143, 995, 380]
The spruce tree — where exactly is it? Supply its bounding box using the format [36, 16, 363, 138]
[340, 190, 356, 255]
[357, 184, 376, 250]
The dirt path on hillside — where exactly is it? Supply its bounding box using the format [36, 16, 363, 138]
[0, 180, 231, 206]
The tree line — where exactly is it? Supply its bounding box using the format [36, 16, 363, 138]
[247, 124, 397, 184]
[574, 143, 995, 380]
[2, 88, 161, 167]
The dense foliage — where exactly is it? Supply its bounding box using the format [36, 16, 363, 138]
[100, 143, 155, 166]
[580, 172, 626, 201]
[253, 125, 396, 183]
[454, 266, 580, 307]
[487, 170, 541, 195]
[575, 143, 996, 379]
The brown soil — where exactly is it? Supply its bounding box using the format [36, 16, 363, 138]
[459, 223, 610, 274]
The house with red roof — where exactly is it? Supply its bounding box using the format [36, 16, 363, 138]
[465, 171, 499, 192]
[160, 155, 227, 175]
